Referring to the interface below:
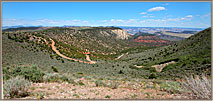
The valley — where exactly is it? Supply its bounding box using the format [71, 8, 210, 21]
[2, 26, 211, 99]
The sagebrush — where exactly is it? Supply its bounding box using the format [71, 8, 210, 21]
[4, 76, 31, 98]
[181, 74, 211, 99]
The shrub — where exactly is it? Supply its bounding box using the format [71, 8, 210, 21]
[105, 95, 111, 98]
[43, 73, 77, 84]
[149, 72, 157, 79]
[109, 81, 120, 89]
[4, 76, 31, 98]
[51, 66, 59, 73]
[95, 80, 108, 87]
[43, 73, 61, 82]
[35, 92, 45, 99]
[160, 81, 183, 94]
[77, 81, 85, 86]
[181, 74, 211, 99]
[3, 65, 45, 83]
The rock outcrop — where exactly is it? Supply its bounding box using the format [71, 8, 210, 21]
[111, 29, 130, 40]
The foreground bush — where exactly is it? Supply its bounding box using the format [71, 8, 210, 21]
[43, 73, 77, 85]
[4, 76, 31, 98]
[160, 81, 183, 94]
[181, 74, 211, 99]
[3, 64, 45, 83]
[109, 81, 120, 89]
[95, 80, 108, 87]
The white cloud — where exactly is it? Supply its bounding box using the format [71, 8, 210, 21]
[140, 12, 147, 15]
[117, 19, 124, 22]
[161, 20, 166, 22]
[167, 18, 180, 21]
[98, 19, 140, 26]
[142, 15, 155, 18]
[186, 15, 193, 18]
[148, 7, 166, 12]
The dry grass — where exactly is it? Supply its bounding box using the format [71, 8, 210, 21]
[181, 74, 211, 99]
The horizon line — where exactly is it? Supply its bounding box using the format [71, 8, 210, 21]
[2, 25, 208, 29]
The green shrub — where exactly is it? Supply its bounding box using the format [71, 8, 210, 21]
[149, 72, 157, 79]
[43, 73, 61, 82]
[35, 92, 45, 99]
[4, 76, 31, 98]
[105, 95, 111, 98]
[109, 81, 120, 89]
[51, 66, 59, 73]
[95, 80, 108, 87]
[77, 81, 85, 86]
[160, 81, 183, 94]
[43, 73, 77, 84]
[3, 65, 45, 83]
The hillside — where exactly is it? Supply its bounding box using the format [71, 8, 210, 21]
[120, 27, 211, 79]
[3, 27, 133, 60]
[37, 27, 131, 55]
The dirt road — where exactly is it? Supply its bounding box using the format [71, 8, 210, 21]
[50, 39, 96, 64]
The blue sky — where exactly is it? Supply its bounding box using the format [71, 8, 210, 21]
[2, 2, 211, 28]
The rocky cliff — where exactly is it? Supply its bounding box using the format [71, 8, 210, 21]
[111, 29, 130, 40]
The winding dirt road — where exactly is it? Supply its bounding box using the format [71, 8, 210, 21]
[50, 39, 96, 64]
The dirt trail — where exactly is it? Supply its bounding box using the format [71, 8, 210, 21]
[86, 54, 96, 64]
[50, 39, 96, 64]
[115, 52, 128, 60]
[152, 61, 176, 72]
[134, 61, 176, 72]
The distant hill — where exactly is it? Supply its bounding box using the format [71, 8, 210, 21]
[2, 27, 45, 32]
[165, 30, 197, 34]
[119, 26, 203, 35]
[131, 32, 173, 47]
[154, 32, 185, 41]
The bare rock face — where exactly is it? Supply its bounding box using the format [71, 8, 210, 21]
[111, 29, 130, 40]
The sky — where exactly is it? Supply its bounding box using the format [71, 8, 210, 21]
[2, 2, 211, 28]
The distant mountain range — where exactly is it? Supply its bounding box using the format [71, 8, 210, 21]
[118, 26, 204, 35]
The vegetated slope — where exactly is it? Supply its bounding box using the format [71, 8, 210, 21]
[3, 27, 132, 60]
[2, 32, 152, 80]
[36, 27, 131, 57]
[3, 26, 210, 80]
[120, 27, 211, 79]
